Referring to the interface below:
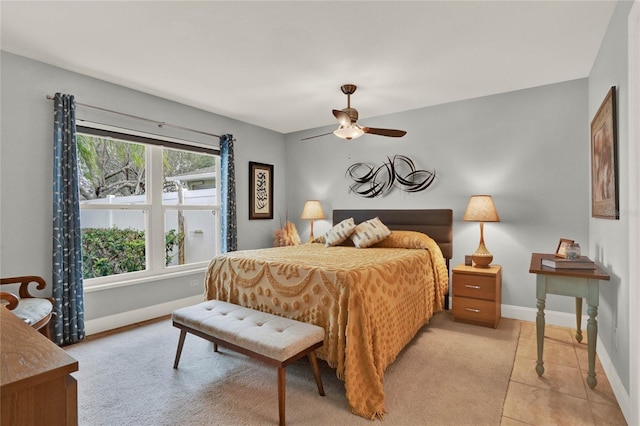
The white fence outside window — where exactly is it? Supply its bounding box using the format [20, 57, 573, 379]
[80, 188, 217, 266]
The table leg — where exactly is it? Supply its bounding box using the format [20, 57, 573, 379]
[536, 296, 546, 376]
[586, 304, 598, 388]
[575, 298, 583, 343]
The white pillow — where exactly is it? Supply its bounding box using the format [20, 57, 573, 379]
[324, 217, 357, 247]
[350, 217, 392, 248]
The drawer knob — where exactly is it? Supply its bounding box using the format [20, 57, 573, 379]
[465, 308, 481, 313]
[464, 284, 481, 289]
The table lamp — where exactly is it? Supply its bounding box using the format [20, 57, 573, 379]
[301, 200, 325, 242]
[463, 195, 500, 268]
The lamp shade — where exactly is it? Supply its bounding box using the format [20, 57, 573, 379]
[301, 200, 325, 220]
[463, 195, 500, 222]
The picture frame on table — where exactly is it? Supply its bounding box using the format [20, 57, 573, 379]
[249, 161, 273, 220]
[591, 86, 619, 220]
[555, 238, 574, 258]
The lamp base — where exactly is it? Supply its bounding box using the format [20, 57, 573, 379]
[471, 222, 494, 267]
[307, 219, 316, 243]
[472, 253, 493, 268]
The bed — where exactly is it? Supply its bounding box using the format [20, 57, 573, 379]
[204, 209, 453, 419]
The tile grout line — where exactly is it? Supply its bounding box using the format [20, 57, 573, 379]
[500, 321, 523, 422]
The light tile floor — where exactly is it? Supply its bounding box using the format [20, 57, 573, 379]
[501, 321, 627, 425]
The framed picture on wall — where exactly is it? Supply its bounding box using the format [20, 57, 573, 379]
[591, 86, 619, 220]
[249, 161, 273, 220]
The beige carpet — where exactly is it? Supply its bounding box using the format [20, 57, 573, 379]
[65, 311, 520, 425]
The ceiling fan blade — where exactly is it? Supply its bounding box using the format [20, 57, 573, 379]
[362, 127, 407, 138]
[300, 132, 333, 141]
[332, 109, 351, 126]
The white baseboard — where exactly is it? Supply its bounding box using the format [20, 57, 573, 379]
[84, 295, 203, 335]
[594, 334, 632, 424]
[502, 303, 631, 423]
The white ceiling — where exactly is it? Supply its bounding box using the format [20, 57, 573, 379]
[1, 1, 617, 134]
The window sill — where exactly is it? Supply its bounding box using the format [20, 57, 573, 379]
[84, 266, 208, 293]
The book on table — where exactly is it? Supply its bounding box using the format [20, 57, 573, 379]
[541, 256, 597, 270]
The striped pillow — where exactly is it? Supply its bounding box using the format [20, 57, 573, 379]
[350, 217, 392, 248]
[324, 217, 357, 247]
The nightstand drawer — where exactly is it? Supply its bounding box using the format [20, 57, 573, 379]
[452, 296, 498, 326]
[452, 273, 497, 301]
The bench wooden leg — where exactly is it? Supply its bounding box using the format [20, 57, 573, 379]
[173, 330, 187, 369]
[308, 351, 325, 396]
[213, 343, 218, 352]
[278, 366, 286, 426]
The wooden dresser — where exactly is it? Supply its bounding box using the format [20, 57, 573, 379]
[451, 264, 502, 328]
[1, 307, 78, 425]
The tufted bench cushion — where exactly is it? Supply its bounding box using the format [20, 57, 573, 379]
[172, 300, 325, 426]
[172, 300, 324, 362]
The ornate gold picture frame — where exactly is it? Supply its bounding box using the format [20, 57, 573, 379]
[591, 86, 619, 219]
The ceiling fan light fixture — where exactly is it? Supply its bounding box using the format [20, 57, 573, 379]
[297, 84, 406, 141]
[333, 125, 364, 140]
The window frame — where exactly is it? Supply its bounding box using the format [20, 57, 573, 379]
[76, 122, 221, 289]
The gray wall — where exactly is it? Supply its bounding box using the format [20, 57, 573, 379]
[588, 0, 633, 394]
[0, 51, 286, 321]
[286, 79, 591, 314]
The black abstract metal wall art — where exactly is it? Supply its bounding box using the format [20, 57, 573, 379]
[346, 155, 436, 198]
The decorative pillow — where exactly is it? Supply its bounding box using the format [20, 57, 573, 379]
[350, 217, 392, 248]
[324, 217, 357, 247]
[372, 230, 434, 250]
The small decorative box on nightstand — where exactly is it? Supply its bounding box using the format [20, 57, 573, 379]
[451, 264, 502, 328]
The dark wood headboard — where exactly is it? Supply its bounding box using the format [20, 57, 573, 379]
[332, 209, 453, 260]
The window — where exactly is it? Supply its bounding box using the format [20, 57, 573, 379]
[77, 124, 220, 286]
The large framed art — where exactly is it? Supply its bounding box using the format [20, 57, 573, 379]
[591, 86, 619, 220]
[249, 161, 273, 220]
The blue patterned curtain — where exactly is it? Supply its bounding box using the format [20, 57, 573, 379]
[52, 93, 85, 345]
[220, 134, 237, 253]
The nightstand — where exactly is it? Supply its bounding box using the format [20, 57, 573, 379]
[451, 264, 502, 328]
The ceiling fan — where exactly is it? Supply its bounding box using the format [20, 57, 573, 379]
[302, 84, 407, 141]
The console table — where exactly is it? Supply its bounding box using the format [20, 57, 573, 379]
[529, 253, 610, 388]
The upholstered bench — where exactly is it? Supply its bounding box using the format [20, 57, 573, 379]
[172, 300, 325, 426]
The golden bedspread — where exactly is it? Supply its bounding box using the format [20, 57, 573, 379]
[204, 231, 448, 419]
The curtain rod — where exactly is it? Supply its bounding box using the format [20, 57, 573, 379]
[46, 95, 226, 139]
